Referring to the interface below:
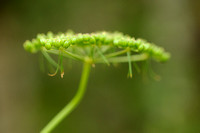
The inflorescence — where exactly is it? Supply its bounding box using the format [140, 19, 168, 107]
[24, 30, 170, 62]
[23, 30, 170, 133]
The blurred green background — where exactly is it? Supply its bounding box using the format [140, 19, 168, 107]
[0, 0, 200, 133]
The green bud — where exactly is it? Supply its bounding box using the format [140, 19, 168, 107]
[76, 34, 83, 43]
[32, 39, 40, 47]
[24, 40, 32, 52]
[82, 34, 90, 41]
[119, 39, 127, 47]
[134, 40, 142, 48]
[142, 43, 150, 51]
[138, 45, 144, 51]
[40, 39, 46, 46]
[160, 53, 170, 62]
[89, 36, 96, 44]
[23, 40, 37, 53]
[113, 40, 120, 46]
[127, 39, 134, 47]
[47, 31, 53, 38]
[99, 34, 106, 42]
[63, 40, 71, 48]
[45, 42, 52, 50]
[37, 34, 46, 41]
[71, 37, 77, 45]
[54, 39, 61, 48]
[104, 37, 112, 44]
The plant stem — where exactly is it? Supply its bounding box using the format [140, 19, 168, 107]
[127, 51, 133, 78]
[40, 62, 91, 133]
[96, 46, 110, 66]
[104, 49, 128, 58]
[41, 50, 58, 68]
[46, 49, 85, 62]
[95, 53, 149, 63]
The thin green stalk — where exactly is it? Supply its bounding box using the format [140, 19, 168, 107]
[95, 53, 149, 63]
[46, 49, 84, 62]
[41, 50, 58, 68]
[127, 51, 133, 78]
[96, 46, 110, 66]
[48, 54, 60, 77]
[104, 49, 128, 58]
[40, 62, 91, 133]
[62, 50, 84, 61]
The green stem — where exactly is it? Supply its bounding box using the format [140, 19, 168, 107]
[104, 49, 128, 58]
[96, 46, 110, 66]
[95, 53, 149, 63]
[41, 50, 58, 68]
[127, 51, 133, 78]
[40, 62, 91, 133]
[46, 49, 85, 62]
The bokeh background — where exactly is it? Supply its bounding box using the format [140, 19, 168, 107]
[0, 0, 200, 133]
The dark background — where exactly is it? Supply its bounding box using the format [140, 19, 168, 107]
[0, 0, 200, 133]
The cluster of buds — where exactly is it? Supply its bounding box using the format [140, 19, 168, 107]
[24, 31, 170, 62]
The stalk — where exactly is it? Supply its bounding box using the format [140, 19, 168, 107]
[95, 53, 149, 63]
[40, 62, 91, 133]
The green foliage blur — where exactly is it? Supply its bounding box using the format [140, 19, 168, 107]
[0, 0, 200, 133]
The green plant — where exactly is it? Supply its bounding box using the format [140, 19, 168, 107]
[24, 30, 170, 133]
